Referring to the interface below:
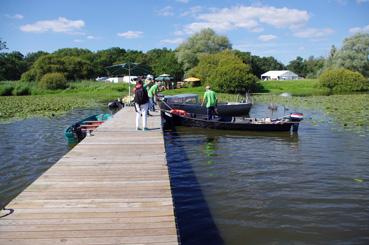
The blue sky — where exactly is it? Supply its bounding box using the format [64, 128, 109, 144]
[1, 0, 369, 64]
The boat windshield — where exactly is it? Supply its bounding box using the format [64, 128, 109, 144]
[166, 94, 199, 104]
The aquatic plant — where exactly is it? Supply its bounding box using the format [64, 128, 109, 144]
[255, 93, 369, 134]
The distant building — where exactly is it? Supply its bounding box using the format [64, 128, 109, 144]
[99, 76, 137, 84]
[261, 70, 299, 80]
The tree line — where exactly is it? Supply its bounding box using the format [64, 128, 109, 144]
[0, 29, 368, 93]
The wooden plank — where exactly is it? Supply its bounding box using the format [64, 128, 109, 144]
[0, 108, 179, 245]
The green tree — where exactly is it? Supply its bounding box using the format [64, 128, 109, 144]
[287, 56, 306, 77]
[304, 56, 325, 78]
[24, 51, 49, 69]
[146, 48, 183, 80]
[189, 50, 258, 93]
[31, 54, 94, 81]
[176, 28, 232, 72]
[94, 47, 127, 76]
[0, 38, 7, 51]
[61, 56, 94, 80]
[233, 51, 285, 78]
[326, 33, 369, 77]
[0, 51, 27, 80]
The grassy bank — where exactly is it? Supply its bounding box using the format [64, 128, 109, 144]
[0, 81, 128, 121]
[257, 79, 330, 96]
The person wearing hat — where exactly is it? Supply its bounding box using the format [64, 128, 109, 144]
[201, 85, 217, 120]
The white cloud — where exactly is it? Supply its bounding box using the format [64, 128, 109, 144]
[357, 0, 369, 3]
[183, 6, 309, 34]
[20, 17, 84, 33]
[157, 6, 174, 16]
[181, 6, 203, 17]
[258, 34, 277, 42]
[87, 35, 96, 39]
[160, 38, 184, 45]
[117, 31, 143, 39]
[349, 24, 369, 33]
[293, 28, 334, 38]
[5, 14, 24, 20]
[73, 39, 83, 43]
[176, 0, 189, 3]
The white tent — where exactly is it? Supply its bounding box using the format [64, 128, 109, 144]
[261, 70, 299, 80]
[105, 76, 137, 84]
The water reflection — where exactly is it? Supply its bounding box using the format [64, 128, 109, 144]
[164, 130, 224, 245]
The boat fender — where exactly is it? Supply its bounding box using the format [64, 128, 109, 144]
[170, 109, 189, 117]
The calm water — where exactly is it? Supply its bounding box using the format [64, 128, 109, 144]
[164, 104, 369, 244]
[1, 105, 368, 244]
[0, 108, 107, 209]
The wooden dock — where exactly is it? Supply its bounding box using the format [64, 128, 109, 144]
[0, 107, 179, 245]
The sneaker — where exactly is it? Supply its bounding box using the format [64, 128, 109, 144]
[143, 127, 148, 131]
[136, 127, 141, 131]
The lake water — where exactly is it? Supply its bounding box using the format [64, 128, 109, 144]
[0, 108, 107, 209]
[1, 105, 368, 244]
[164, 104, 369, 244]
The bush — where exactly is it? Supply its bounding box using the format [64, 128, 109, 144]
[319, 68, 369, 93]
[20, 69, 37, 82]
[13, 83, 31, 96]
[38, 72, 67, 90]
[0, 85, 14, 96]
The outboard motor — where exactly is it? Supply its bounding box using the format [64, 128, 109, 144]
[71, 123, 85, 142]
[289, 113, 304, 122]
[289, 113, 304, 132]
[108, 99, 124, 114]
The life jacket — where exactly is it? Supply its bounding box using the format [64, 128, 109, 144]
[170, 109, 189, 117]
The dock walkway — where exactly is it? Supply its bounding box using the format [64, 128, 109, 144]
[0, 107, 179, 245]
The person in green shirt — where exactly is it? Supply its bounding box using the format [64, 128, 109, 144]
[148, 81, 159, 112]
[201, 85, 217, 120]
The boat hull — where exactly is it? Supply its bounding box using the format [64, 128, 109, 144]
[64, 114, 111, 145]
[163, 112, 298, 132]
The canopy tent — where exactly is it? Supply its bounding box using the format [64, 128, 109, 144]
[155, 76, 173, 81]
[184, 77, 200, 82]
[105, 63, 151, 99]
[260, 70, 298, 80]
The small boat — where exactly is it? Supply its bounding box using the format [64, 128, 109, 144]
[64, 114, 112, 144]
[160, 93, 252, 117]
[163, 109, 303, 132]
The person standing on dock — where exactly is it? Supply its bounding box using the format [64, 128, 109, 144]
[133, 80, 149, 131]
[148, 81, 159, 112]
[201, 85, 217, 120]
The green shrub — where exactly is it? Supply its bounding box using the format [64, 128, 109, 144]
[0, 85, 14, 96]
[319, 68, 369, 93]
[38, 72, 67, 90]
[13, 83, 31, 96]
[20, 69, 37, 82]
